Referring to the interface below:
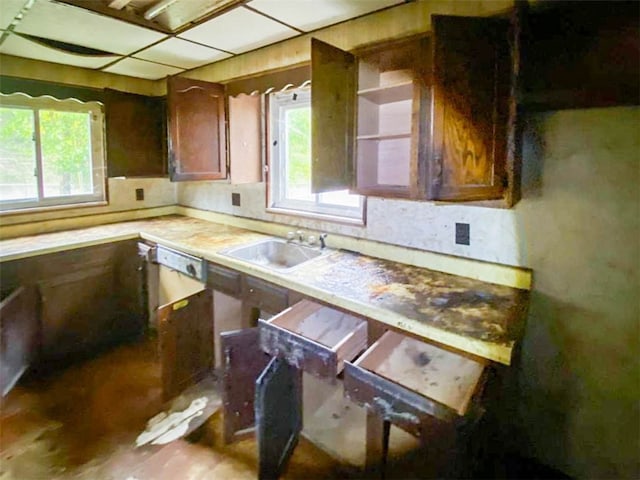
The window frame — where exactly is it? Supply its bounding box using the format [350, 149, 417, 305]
[266, 87, 364, 224]
[0, 93, 106, 213]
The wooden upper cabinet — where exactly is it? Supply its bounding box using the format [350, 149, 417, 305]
[354, 38, 429, 199]
[430, 14, 516, 203]
[167, 76, 227, 182]
[228, 94, 262, 184]
[311, 38, 357, 193]
[105, 89, 166, 177]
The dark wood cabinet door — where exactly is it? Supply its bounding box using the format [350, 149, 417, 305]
[220, 327, 271, 444]
[430, 15, 514, 202]
[0, 286, 39, 396]
[105, 88, 166, 177]
[256, 357, 302, 480]
[167, 76, 227, 182]
[311, 38, 356, 193]
[158, 288, 213, 400]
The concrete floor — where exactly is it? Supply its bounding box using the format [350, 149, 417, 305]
[0, 338, 428, 480]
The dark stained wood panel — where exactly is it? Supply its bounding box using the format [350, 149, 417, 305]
[521, 0, 640, 110]
[256, 357, 302, 480]
[105, 89, 167, 177]
[158, 288, 213, 400]
[0, 286, 39, 396]
[220, 327, 271, 444]
[311, 38, 356, 193]
[431, 15, 513, 201]
[167, 76, 227, 182]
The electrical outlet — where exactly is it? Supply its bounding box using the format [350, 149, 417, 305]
[231, 192, 241, 207]
[135, 188, 144, 201]
[455, 223, 470, 245]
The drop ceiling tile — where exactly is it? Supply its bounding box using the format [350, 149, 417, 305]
[103, 57, 184, 80]
[0, 0, 26, 29]
[0, 33, 120, 69]
[248, 0, 403, 32]
[134, 37, 232, 69]
[179, 6, 298, 55]
[15, 0, 166, 55]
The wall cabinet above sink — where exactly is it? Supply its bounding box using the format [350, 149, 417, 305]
[311, 11, 522, 206]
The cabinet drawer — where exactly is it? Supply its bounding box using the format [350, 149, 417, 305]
[344, 331, 485, 436]
[245, 276, 288, 314]
[156, 245, 206, 282]
[260, 300, 367, 379]
[207, 263, 241, 297]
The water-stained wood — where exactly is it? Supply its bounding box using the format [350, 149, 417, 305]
[260, 300, 368, 379]
[256, 357, 302, 480]
[158, 288, 213, 400]
[431, 15, 513, 201]
[311, 38, 356, 193]
[220, 327, 271, 444]
[104, 88, 166, 177]
[167, 76, 227, 181]
[0, 286, 39, 396]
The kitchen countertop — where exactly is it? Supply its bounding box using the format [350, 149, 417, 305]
[0, 215, 529, 365]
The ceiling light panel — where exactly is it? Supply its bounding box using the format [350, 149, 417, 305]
[179, 6, 298, 55]
[15, 0, 166, 55]
[248, 0, 403, 32]
[0, 33, 120, 69]
[0, 0, 27, 30]
[103, 57, 184, 80]
[134, 37, 232, 69]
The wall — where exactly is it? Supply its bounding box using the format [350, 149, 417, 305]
[178, 107, 640, 478]
[1, 177, 176, 230]
[508, 107, 639, 479]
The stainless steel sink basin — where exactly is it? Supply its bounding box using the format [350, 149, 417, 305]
[222, 238, 327, 271]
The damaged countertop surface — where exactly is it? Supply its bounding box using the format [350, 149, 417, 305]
[0, 215, 529, 365]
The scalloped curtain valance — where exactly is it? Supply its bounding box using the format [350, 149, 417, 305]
[0, 75, 103, 103]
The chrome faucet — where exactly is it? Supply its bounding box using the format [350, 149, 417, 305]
[319, 233, 328, 249]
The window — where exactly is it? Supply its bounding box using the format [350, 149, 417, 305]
[268, 88, 364, 222]
[0, 93, 106, 211]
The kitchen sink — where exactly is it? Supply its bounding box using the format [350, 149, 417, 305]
[221, 238, 327, 271]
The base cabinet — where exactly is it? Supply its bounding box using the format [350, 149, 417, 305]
[0, 286, 39, 396]
[1, 241, 144, 366]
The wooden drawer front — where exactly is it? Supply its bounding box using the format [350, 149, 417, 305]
[260, 300, 367, 379]
[156, 245, 206, 282]
[207, 264, 241, 297]
[344, 331, 485, 435]
[245, 277, 288, 314]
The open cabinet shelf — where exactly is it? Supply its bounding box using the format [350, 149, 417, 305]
[354, 48, 421, 197]
[357, 81, 413, 104]
[356, 132, 411, 140]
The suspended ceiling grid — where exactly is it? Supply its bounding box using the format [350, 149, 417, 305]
[0, 0, 405, 80]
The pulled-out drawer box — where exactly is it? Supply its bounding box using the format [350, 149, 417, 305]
[260, 300, 367, 379]
[344, 331, 486, 436]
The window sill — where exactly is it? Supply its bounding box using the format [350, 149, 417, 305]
[0, 200, 108, 217]
[266, 206, 366, 227]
